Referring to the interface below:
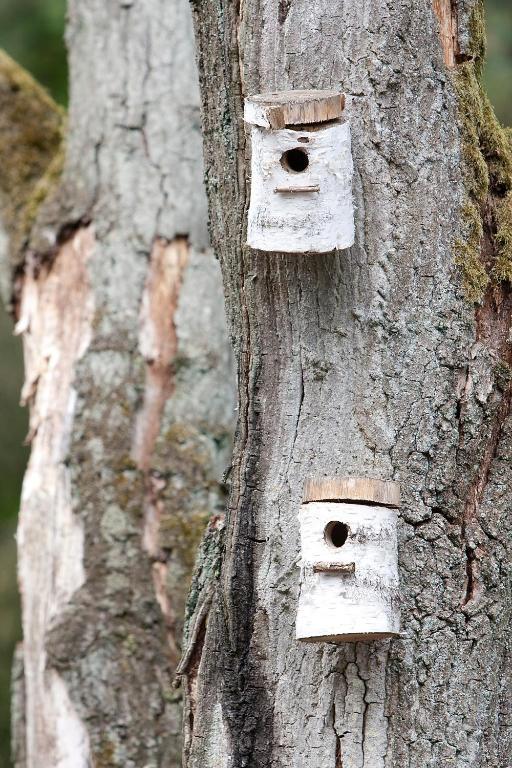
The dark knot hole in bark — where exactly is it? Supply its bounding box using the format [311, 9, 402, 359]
[281, 147, 309, 173]
[324, 521, 349, 548]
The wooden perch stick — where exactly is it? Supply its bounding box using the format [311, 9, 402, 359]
[274, 185, 320, 193]
[312, 562, 356, 574]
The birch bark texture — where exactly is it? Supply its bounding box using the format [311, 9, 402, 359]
[244, 91, 355, 253]
[182, 0, 512, 766]
[296, 484, 400, 643]
[6, 0, 234, 765]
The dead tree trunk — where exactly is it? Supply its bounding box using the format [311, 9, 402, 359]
[181, 0, 512, 766]
[1, 0, 234, 764]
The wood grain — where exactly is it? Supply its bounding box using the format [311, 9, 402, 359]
[245, 89, 345, 129]
[303, 477, 401, 508]
[312, 562, 356, 574]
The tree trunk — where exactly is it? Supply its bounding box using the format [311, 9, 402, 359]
[182, 0, 512, 766]
[3, 0, 234, 764]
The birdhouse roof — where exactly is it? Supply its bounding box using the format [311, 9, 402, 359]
[244, 89, 345, 129]
[303, 476, 401, 508]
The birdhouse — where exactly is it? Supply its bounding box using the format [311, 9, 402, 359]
[244, 90, 355, 254]
[296, 477, 400, 643]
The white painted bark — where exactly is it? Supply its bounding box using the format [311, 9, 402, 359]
[296, 502, 400, 642]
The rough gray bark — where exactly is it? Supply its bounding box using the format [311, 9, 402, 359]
[7, 0, 234, 765]
[182, 0, 512, 766]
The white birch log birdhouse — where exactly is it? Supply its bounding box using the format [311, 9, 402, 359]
[244, 90, 355, 253]
[296, 477, 401, 643]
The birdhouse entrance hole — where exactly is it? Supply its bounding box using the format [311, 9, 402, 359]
[324, 520, 349, 548]
[281, 147, 309, 173]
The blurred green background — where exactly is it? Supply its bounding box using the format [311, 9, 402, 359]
[0, 0, 510, 766]
[484, 0, 512, 124]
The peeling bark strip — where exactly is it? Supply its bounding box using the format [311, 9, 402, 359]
[432, 0, 459, 67]
[186, 0, 512, 764]
[134, 236, 190, 663]
[133, 236, 190, 472]
[15, 227, 95, 768]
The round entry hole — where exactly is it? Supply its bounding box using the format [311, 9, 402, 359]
[281, 147, 309, 173]
[324, 521, 349, 548]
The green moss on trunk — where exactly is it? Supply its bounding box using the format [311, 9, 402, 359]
[452, 2, 512, 302]
[454, 200, 488, 303]
[0, 50, 64, 286]
[494, 192, 512, 281]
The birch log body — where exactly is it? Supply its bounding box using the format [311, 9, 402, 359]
[297, 502, 400, 642]
[246, 121, 354, 253]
